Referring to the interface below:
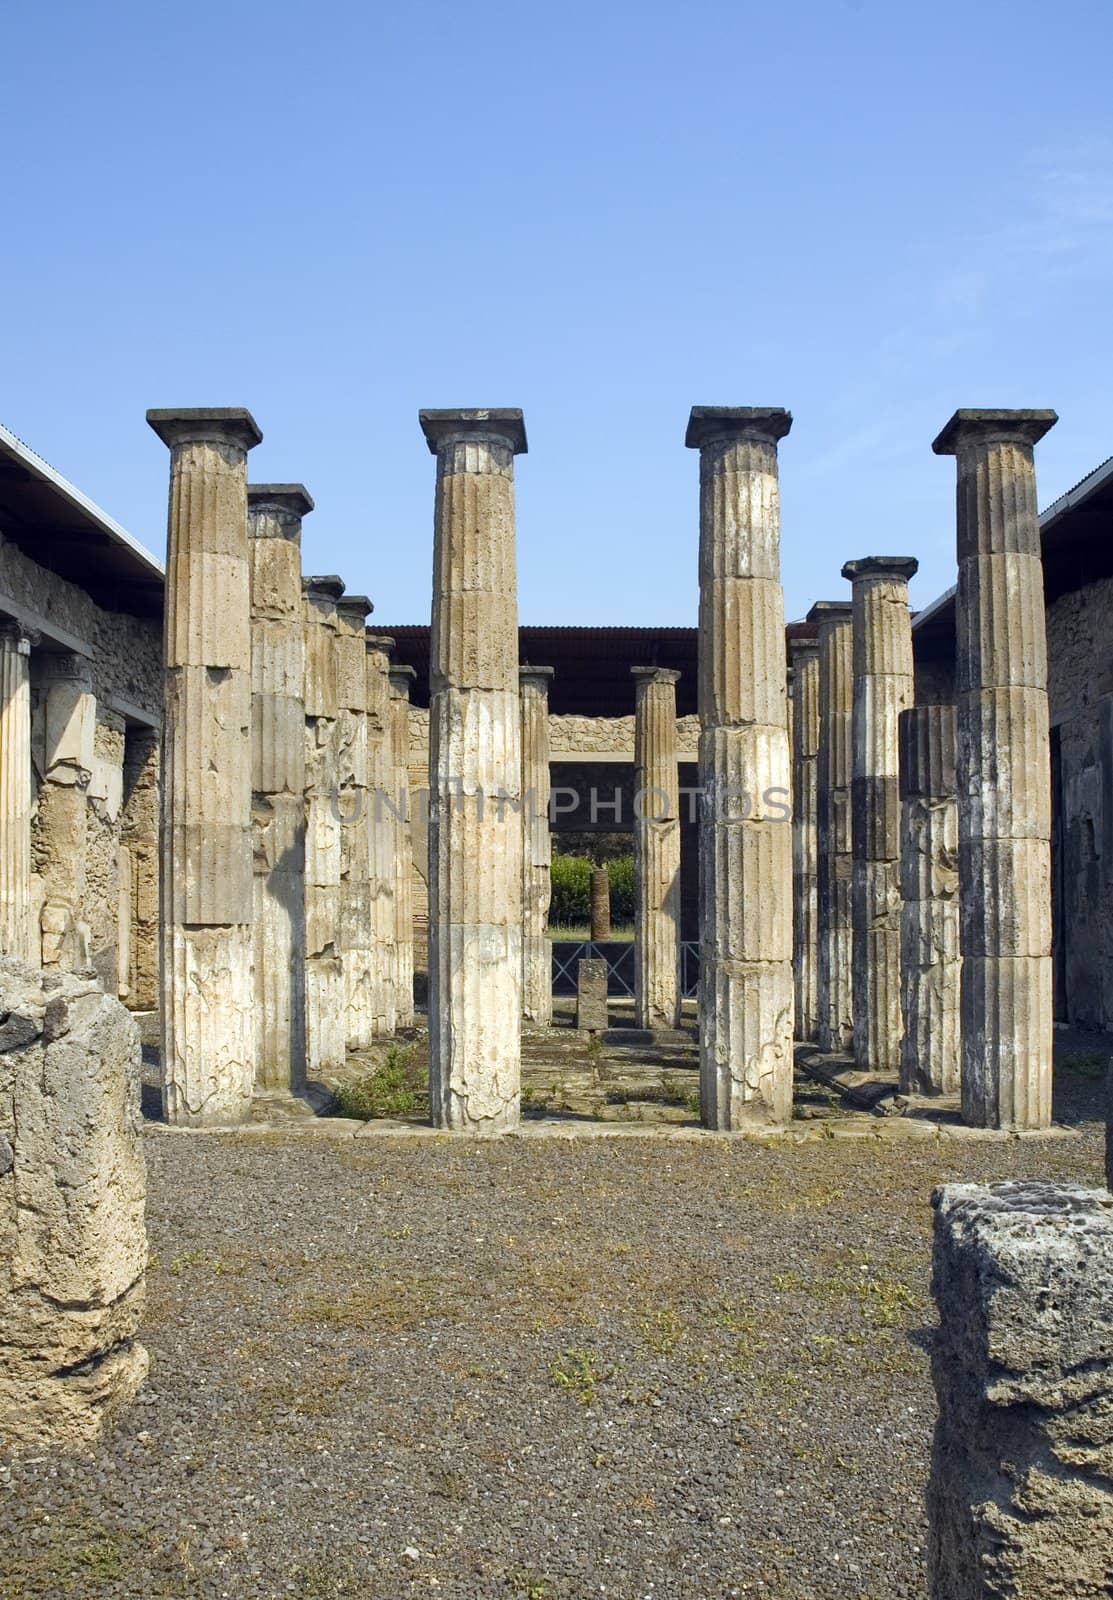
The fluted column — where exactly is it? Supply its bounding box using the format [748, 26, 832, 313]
[0, 621, 34, 962]
[36, 652, 96, 970]
[631, 666, 681, 1031]
[388, 662, 416, 1030]
[248, 485, 310, 1093]
[809, 601, 854, 1053]
[147, 407, 261, 1125]
[789, 638, 820, 1041]
[933, 409, 1057, 1130]
[303, 575, 346, 1073]
[520, 666, 554, 1025]
[687, 406, 793, 1128]
[422, 408, 525, 1131]
[366, 634, 397, 1035]
[842, 556, 917, 1076]
[335, 594, 375, 1051]
[899, 704, 960, 1094]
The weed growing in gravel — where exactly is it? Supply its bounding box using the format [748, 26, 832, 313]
[333, 1046, 427, 1119]
[508, 1570, 551, 1598]
[550, 1346, 605, 1404]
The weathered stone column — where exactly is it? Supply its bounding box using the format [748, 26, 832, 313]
[388, 663, 416, 1030]
[842, 556, 917, 1076]
[365, 634, 396, 1035]
[929, 1181, 1113, 1598]
[36, 652, 96, 971]
[631, 666, 681, 1031]
[248, 485, 310, 1094]
[809, 602, 854, 1053]
[335, 594, 375, 1051]
[933, 410, 1057, 1130]
[0, 621, 34, 962]
[899, 705, 960, 1095]
[788, 638, 820, 1041]
[687, 407, 793, 1127]
[422, 407, 525, 1131]
[302, 575, 346, 1074]
[147, 407, 260, 1125]
[590, 864, 611, 942]
[120, 725, 160, 1010]
[519, 666, 554, 1025]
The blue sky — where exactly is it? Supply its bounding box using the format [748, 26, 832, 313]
[3, 0, 1111, 626]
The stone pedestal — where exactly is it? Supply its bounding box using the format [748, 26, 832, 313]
[899, 705, 960, 1095]
[809, 601, 854, 1053]
[0, 622, 34, 963]
[302, 575, 346, 1074]
[590, 865, 611, 942]
[842, 556, 917, 1075]
[388, 663, 416, 1030]
[248, 485, 311, 1093]
[577, 957, 608, 1034]
[632, 666, 681, 1030]
[148, 407, 261, 1126]
[365, 635, 397, 1035]
[520, 666, 554, 1025]
[929, 1181, 1113, 1598]
[336, 594, 375, 1051]
[933, 410, 1057, 1130]
[422, 409, 525, 1132]
[687, 407, 794, 1127]
[36, 652, 96, 971]
[789, 638, 820, 1041]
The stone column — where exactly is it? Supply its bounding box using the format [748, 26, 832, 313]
[842, 556, 917, 1076]
[36, 652, 95, 970]
[519, 666, 554, 1026]
[120, 725, 160, 1010]
[631, 666, 681, 1031]
[388, 663, 416, 1030]
[303, 575, 346, 1074]
[929, 1181, 1113, 1598]
[148, 407, 260, 1126]
[688, 408, 794, 1127]
[899, 705, 960, 1095]
[789, 638, 820, 1041]
[0, 621, 34, 962]
[590, 864, 611, 942]
[933, 409, 1057, 1130]
[248, 485, 311, 1094]
[422, 408, 525, 1132]
[365, 634, 396, 1036]
[809, 602, 854, 1053]
[335, 594, 375, 1051]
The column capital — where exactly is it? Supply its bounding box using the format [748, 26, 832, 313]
[388, 663, 416, 695]
[631, 665, 680, 686]
[841, 555, 919, 584]
[365, 634, 396, 655]
[932, 409, 1057, 456]
[0, 617, 37, 651]
[685, 406, 792, 450]
[787, 635, 820, 661]
[419, 408, 527, 456]
[147, 407, 262, 452]
[519, 665, 555, 686]
[303, 574, 345, 602]
[336, 595, 374, 624]
[38, 649, 93, 684]
[247, 484, 314, 522]
[806, 600, 853, 627]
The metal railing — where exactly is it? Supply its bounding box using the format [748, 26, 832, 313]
[551, 940, 701, 999]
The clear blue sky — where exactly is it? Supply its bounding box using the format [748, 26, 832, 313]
[3, 0, 1111, 626]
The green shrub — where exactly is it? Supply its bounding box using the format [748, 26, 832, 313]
[608, 856, 634, 919]
[549, 852, 634, 926]
[333, 1046, 426, 1119]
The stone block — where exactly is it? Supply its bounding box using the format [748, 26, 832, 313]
[576, 958, 608, 1033]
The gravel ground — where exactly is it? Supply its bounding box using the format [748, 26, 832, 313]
[0, 1071, 1106, 1600]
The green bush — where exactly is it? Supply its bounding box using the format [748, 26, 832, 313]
[608, 856, 634, 920]
[549, 853, 634, 926]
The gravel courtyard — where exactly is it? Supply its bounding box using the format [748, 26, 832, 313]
[0, 1077, 1106, 1600]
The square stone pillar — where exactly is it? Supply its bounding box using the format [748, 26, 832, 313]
[302, 575, 347, 1074]
[248, 485, 311, 1093]
[520, 666, 554, 1026]
[899, 704, 960, 1095]
[365, 634, 397, 1036]
[147, 407, 261, 1126]
[0, 621, 35, 962]
[842, 556, 917, 1075]
[788, 637, 820, 1041]
[631, 666, 681, 1031]
[35, 651, 96, 971]
[336, 593, 375, 1051]
[388, 663, 416, 1030]
[933, 409, 1057, 1130]
[687, 407, 794, 1127]
[808, 601, 854, 1053]
[422, 408, 525, 1132]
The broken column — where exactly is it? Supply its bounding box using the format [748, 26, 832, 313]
[519, 666, 554, 1026]
[248, 485, 310, 1094]
[335, 593, 375, 1051]
[590, 864, 611, 942]
[789, 637, 820, 1041]
[929, 1181, 1113, 1598]
[147, 407, 260, 1125]
[422, 409, 525, 1131]
[35, 652, 96, 971]
[0, 621, 34, 963]
[933, 410, 1057, 1130]
[687, 407, 794, 1126]
[842, 556, 917, 1075]
[302, 575, 346, 1074]
[388, 663, 416, 1030]
[365, 634, 396, 1036]
[631, 666, 681, 1031]
[899, 704, 960, 1095]
[809, 601, 855, 1053]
